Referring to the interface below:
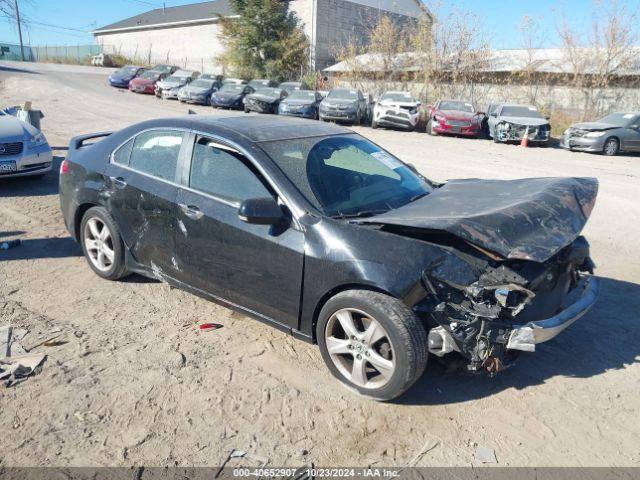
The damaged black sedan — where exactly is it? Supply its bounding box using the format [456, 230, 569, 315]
[59, 116, 599, 401]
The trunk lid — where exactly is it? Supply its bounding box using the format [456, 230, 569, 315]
[362, 177, 598, 262]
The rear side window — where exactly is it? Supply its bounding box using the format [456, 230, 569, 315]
[129, 130, 184, 182]
[189, 136, 271, 203]
[113, 138, 133, 165]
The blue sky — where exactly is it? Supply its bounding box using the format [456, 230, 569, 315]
[0, 0, 638, 49]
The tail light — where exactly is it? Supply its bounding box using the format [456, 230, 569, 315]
[60, 159, 70, 174]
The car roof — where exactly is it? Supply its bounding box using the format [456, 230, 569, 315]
[132, 115, 352, 143]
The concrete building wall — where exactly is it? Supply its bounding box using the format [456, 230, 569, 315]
[313, 0, 422, 70]
[95, 22, 226, 74]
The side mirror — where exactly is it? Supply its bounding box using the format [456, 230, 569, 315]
[238, 197, 285, 225]
[490, 112, 498, 118]
[545, 115, 551, 120]
[416, 101, 422, 106]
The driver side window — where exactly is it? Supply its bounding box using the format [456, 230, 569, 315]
[189, 136, 272, 203]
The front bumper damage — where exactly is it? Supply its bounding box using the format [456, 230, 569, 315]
[414, 236, 597, 375]
[496, 122, 550, 142]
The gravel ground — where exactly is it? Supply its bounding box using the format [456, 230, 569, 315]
[1, 61, 639, 468]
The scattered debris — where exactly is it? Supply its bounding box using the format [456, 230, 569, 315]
[397, 438, 440, 473]
[0, 353, 46, 387]
[200, 323, 223, 331]
[475, 446, 498, 464]
[215, 448, 269, 478]
[0, 239, 21, 250]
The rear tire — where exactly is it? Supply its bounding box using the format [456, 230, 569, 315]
[603, 137, 619, 156]
[316, 290, 428, 401]
[80, 207, 128, 281]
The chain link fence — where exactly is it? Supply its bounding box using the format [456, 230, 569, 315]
[0, 42, 104, 64]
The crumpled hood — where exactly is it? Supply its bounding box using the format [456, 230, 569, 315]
[499, 116, 549, 127]
[247, 93, 279, 103]
[0, 115, 38, 139]
[363, 177, 598, 262]
[380, 101, 418, 108]
[571, 122, 619, 131]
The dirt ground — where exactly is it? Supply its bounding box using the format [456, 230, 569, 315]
[1, 61, 639, 468]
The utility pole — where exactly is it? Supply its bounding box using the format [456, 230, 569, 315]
[14, 0, 25, 61]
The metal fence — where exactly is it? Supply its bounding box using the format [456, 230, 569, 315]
[0, 42, 103, 63]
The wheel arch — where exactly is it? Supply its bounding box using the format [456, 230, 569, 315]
[73, 202, 100, 241]
[310, 282, 397, 344]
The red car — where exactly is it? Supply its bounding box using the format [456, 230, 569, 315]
[426, 100, 482, 137]
[129, 71, 166, 94]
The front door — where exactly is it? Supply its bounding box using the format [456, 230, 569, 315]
[104, 129, 186, 277]
[622, 116, 640, 151]
[175, 135, 304, 328]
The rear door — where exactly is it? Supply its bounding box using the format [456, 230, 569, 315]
[104, 129, 186, 277]
[174, 135, 305, 328]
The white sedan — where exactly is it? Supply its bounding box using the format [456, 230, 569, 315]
[0, 112, 52, 178]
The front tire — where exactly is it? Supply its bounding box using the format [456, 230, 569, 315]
[317, 290, 428, 401]
[603, 137, 619, 156]
[80, 207, 128, 281]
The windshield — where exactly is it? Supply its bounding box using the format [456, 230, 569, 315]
[199, 74, 217, 80]
[438, 100, 474, 112]
[190, 79, 214, 88]
[260, 134, 431, 217]
[327, 89, 359, 101]
[598, 113, 638, 126]
[288, 91, 317, 101]
[119, 66, 139, 75]
[152, 64, 171, 72]
[501, 106, 542, 118]
[220, 84, 244, 92]
[165, 75, 187, 83]
[255, 87, 282, 97]
[250, 80, 270, 87]
[381, 92, 415, 103]
[140, 71, 160, 80]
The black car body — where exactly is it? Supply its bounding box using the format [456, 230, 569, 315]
[319, 88, 369, 125]
[244, 88, 288, 114]
[59, 116, 599, 400]
[278, 90, 323, 119]
[210, 84, 254, 109]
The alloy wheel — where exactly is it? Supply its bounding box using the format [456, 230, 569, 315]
[324, 308, 396, 389]
[604, 138, 618, 156]
[84, 217, 115, 272]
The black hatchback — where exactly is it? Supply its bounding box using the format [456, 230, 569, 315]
[59, 116, 599, 400]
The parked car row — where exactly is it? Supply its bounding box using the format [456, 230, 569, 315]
[108, 64, 640, 156]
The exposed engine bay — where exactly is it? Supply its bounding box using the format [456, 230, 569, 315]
[496, 122, 551, 142]
[412, 235, 595, 374]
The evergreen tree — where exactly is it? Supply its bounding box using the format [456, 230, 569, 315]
[218, 0, 309, 81]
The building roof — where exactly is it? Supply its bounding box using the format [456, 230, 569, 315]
[93, 0, 429, 35]
[324, 47, 640, 75]
[93, 0, 233, 34]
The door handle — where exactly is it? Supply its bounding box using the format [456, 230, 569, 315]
[110, 176, 127, 189]
[178, 203, 204, 220]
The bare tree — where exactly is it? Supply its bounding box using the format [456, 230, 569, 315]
[558, 0, 640, 119]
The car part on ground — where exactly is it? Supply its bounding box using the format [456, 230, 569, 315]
[210, 84, 255, 109]
[559, 112, 640, 155]
[278, 90, 323, 119]
[59, 115, 599, 400]
[156, 70, 200, 99]
[319, 88, 368, 125]
[244, 88, 288, 114]
[178, 78, 223, 105]
[0, 111, 52, 178]
[372, 91, 421, 131]
[487, 104, 551, 144]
